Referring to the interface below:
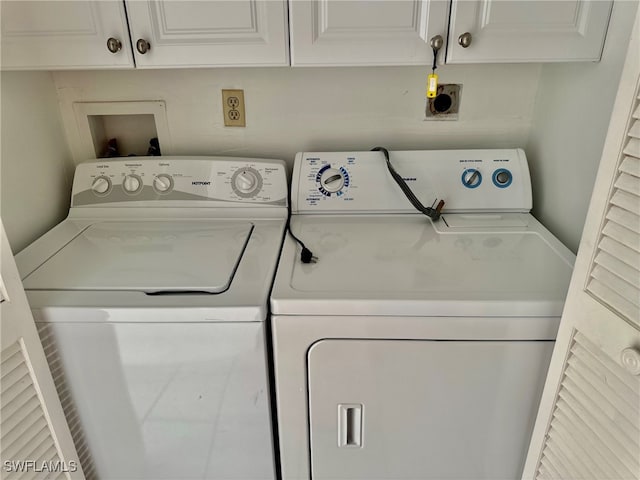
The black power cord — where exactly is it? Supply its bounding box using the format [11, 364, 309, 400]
[371, 147, 445, 221]
[287, 148, 445, 264]
[285, 177, 317, 264]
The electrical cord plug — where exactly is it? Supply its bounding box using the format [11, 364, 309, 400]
[300, 247, 318, 264]
[425, 199, 445, 221]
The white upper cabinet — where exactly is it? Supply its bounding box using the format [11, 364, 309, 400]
[125, 1, 289, 67]
[447, 0, 613, 63]
[0, 1, 134, 69]
[1, 0, 288, 70]
[288, 0, 450, 66]
[0, 0, 616, 69]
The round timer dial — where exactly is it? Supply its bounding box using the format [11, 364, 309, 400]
[231, 167, 263, 198]
[316, 165, 350, 196]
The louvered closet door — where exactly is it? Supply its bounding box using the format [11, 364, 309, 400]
[522, 12, 640, 480]
[0, 223, 85, 480]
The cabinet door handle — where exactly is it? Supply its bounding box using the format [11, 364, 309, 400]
[621, 347, 640, 375]
[106, 37, 122, 54]
[136, 39, 151, 55]
[430, 35, 444, 52]
[458, 32, 472, 48]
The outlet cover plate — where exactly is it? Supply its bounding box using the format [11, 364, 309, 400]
[222, 89, 246, 127]
[425, 84, 461, 121]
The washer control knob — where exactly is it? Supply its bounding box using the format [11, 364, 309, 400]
[497, 171, 511, 184]
[91, 176, 111, 195]
[320, 168, 345, 193]
[461, 168, 482, 189]
[234, 170, 258, 193]
[493, 168, 513, 188]
[153, 174, 173, 193]
[231, 167, 263, 198]
[123, 174, 142, 193]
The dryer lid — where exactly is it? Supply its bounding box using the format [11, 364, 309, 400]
[22, 221, 253, 293]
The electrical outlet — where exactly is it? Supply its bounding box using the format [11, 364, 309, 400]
[222, 89, 246, 127]
[425, 84, 462, 121]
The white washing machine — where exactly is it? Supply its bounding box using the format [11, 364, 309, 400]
[16, 156, 288, 480]
[270, 149, 576, 480]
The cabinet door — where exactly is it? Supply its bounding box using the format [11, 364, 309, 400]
[308, 339, 553, 480]
[0, 223, 85, 478]
[0, 1, 133, 70]
[125, 0, 289, 68]
[522, 14, 640, 479]
[289, 0, 449, 66]
[447, 0, 613, 63]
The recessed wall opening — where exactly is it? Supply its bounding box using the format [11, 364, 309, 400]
[88, 114, 157, 158]
[73, 101, 171, 161]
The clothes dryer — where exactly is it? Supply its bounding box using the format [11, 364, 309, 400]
[270, 149, 575, 480]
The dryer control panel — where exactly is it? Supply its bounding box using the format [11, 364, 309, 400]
[71, 156, 288, 208]
[292, 149, 532, 214]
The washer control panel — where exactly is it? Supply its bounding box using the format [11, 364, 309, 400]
[72, 156, 287, 207]
[293, 149, 531, 213]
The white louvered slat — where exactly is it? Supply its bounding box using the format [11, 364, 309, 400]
[553, 404, 622, 478]
[567, 351, 638, 422]
[1, 384, 38, 421]
[614, 171, 640, 196]
[1, 362, 31, 396]
[1, 347, 24, 379]
[0, 340, 65, 479]
[611, 189, 640, 216]
[536, 333, 640, 479]
[624, 135, 640, 155]
[598, 237, 640, 277]
[591, 266, 640, 307]
[593, 251, 640, 288]
[602, 221, 640, 253]
[620, 155, 640, 178]
[607, 205, 640, 234]
[571, 330, 640, 405]
[2, 420, 49, 461]
[629, 119, 640, 140]
[587, 104, 640, 326]
[539, 456, 562, 479]
[587, 278, 639, 322]
[2, 374, 34, 406]
[542, 449, 572, 480]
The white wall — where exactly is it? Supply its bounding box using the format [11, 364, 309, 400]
[0, 71, 73, 253]
[526, 0, 638, 253]
[53, 64, 541, 166]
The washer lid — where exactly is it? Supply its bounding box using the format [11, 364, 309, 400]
[22, 221, 253, 293]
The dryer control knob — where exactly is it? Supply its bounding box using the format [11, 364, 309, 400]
[123, 175, 142, 193]
[320, 168, 345, 193]
[91, 176, 111, 195]
[153, 174, 173, 193]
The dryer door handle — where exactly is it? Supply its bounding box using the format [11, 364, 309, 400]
[338, 404, 363, 448]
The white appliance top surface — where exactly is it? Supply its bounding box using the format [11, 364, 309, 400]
[271, 214, 575, 317]
[23, 220, 252, 293]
